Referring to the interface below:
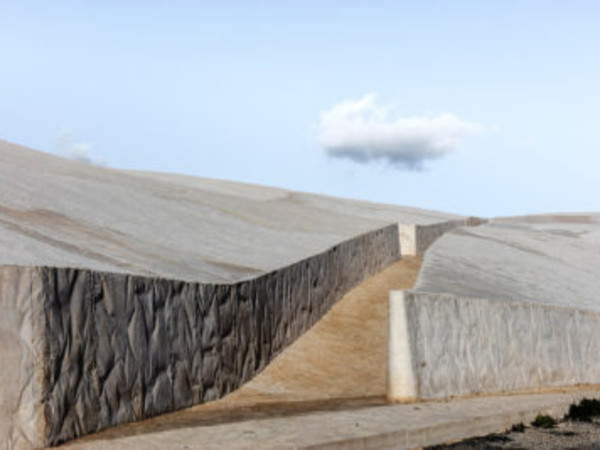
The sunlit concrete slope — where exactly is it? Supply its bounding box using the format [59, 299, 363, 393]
[0, 139, 461, 282]
[389, 214, 600, 402]
[415, 214, 600, 309]
[136, 170, 463, 224]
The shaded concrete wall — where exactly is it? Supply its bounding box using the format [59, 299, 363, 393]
[31, 225, 399, 447]
[389, 290, 600, 402]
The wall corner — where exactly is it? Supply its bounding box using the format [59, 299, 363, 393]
[388, 290, 418, 402]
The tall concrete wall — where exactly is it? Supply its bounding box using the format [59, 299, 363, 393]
[389, 290, 600, 402]
[1, 225, 399, 448]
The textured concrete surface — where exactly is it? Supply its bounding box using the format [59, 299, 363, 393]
[0, 139, 460, 282]
[415, 214, 600, 310]
[52, 257, 420, 448]
[390, 290, 600, 401]
[0, 140, 462, 447]
[390, 214, 600, 401]
[132, 169, 464, 226]
[58, 388, 600, 449]
[0, 267, 44, 450]
[12, 139, 600, 448]
[3, 227, 397, 448]
[192, 257, 421, 406]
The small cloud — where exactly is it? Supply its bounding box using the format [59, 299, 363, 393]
[54, 127, 105, 165]
[318, 93, 484, 170]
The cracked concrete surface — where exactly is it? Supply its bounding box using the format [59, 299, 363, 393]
[8, 138, 600, 449]
[0, 140, 460, 448]
[58, 257, 421, 448]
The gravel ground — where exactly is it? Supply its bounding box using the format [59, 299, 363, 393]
[430, 418, 600, 449]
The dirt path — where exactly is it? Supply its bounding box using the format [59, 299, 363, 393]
[222, 255, 422, 405]
[66, 257, 421, 444]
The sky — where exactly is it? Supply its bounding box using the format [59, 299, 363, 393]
[1, 1, 600, 217]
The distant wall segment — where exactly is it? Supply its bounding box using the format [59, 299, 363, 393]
[388, 216, 600, 402]
[398, 218, 485, 256]
[0, 225, 399, 448]
[389, 290, 600, 402]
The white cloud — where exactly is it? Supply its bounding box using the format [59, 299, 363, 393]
[54, 127, 105, 165]
[318, 93, 484, 169]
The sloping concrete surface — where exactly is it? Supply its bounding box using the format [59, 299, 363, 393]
[0, 139, 460, 283]
[131, 170, 463, 226]
[415, 214, 600, 311]
[59, 388, 600, 449]
[388, 213, 600, 402]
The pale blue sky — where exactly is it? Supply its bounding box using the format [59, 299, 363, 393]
[1, 1, 599, 217]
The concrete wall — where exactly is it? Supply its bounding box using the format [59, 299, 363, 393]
[1, 225, 399, 448]
[389, 290, 600, 402]
[0, 267, 45, 450]
[398, 220, 468, 256]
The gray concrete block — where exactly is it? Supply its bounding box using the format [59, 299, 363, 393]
[2, 226, 398, 448]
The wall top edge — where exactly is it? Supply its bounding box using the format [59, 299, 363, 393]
[0, 223, 400, 289]
[398, 289, 600, 317]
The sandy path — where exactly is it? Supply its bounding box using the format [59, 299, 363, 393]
[225, 256, 423, 404]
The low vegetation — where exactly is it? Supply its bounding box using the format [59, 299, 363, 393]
[510, 422, 525, 432]
[431, 399, 600, 448]
[531, 414, 556, 428]
[565, 398, 600, 422]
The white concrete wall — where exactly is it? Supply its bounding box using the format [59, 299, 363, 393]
[389, 290, 600, 402]
[0, 267, 45, 449]
[398, 220, 471, 256]
[398, 224, 419, 256]
[387, 291, 417, 401]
